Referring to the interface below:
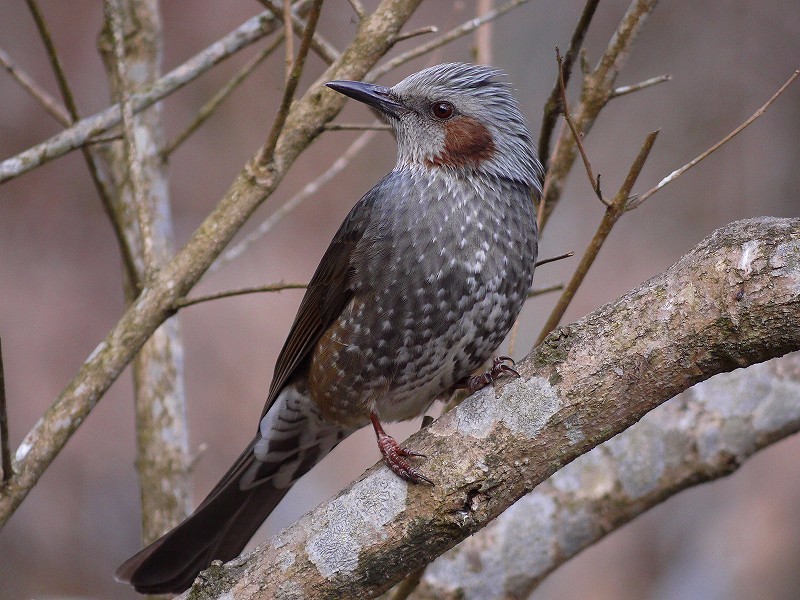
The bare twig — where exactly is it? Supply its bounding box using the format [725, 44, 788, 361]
[370, 0, 533, 80]
[174, 282, 307, 310]
[628, 69, 800, 209]
[324, 122, 392, 131]
[107, 0, 155, 275]
[283, 0, 294, 80]
[212, 127, 378, 272]
[536, 130, 659, 345]
[0, 339, 10, 484]
[163, 34, 285, 157]
[260, 0, 340, 64]
[390, 25, 438, 44]
[27, 0, 140, 288]
[0, 10, 280, 183]
[556, 48, 606, 205]
[187, 442, 209, 474]
[474, 0, 494, 64]
[347, 0, 367, 20]
[539, 0, 661, 229]
[0, 47, 70, 125]
[537, 0, 601, 167]
[528, 282, 565, 298]
[260, 0, 324, 164]
[25, 0, 80, 120]
[535, 251, 574, 268]
[609, 73, 671, 99]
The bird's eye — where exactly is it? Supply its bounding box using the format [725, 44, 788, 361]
[430, 101, 455, 120]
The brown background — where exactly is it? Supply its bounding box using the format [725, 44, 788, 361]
[1, 1, 798, 598]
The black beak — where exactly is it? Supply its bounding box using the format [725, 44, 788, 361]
[326, 80, 404, 118]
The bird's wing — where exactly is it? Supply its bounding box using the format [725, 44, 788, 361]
[259, 185, 382, 421]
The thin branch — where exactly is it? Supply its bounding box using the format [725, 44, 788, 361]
[369, 0, 533, 81]
[474, 0, 494, 64]
[260, 0, 324, 165]
[628, 69, 800, 209]
[283, 0, 294, 80]
[0, 339, 10, 484]
[174, 282, 307, 310]
[0, 47, 70, 125]
[107, 0, 155, 275]
[539, 0, 661, 230]
[536, 130, 659, 345]
[27, 0, 140, 289]
[527, 282, 564, 298]
[25, 0, 80, 119]
[212, 127, 378, 272]
[0, 10, 281, 183]
[535, 251, 574, 268]
[537, 0, 601, 167]
[390, 25, 438, 44]
[187, 443, 209, 474]
[346, 0, 367, 20]
[323, 122, 392, 131]
[163, 33, 285, 158]
[556, 48, 606, 205]
[609, 73, 671, 99]
[260, 0, 340, 65]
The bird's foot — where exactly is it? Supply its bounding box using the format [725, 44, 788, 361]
[370, 412, 433, 485]
[460, 356, 520, 394]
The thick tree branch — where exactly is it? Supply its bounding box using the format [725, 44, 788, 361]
[0, 0, 422, 530]
[179, 217, 800, 599]
[412, 351, 800, 599]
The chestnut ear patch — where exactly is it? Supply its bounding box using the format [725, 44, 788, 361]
[427, 116, 496, 168]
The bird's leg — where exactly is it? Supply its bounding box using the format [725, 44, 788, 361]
[370, 411, 433, 485]
[456, 356, 520, 394]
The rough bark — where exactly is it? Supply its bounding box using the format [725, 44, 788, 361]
[177, 217, 800, 599]
[409, 352, 800, 599]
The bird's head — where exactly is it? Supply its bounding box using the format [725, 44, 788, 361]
[327, 63, 542, 192]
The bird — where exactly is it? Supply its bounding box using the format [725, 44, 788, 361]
[115, 62, 542, 594]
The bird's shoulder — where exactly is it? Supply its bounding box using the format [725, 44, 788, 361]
[259, 171, 404, 418]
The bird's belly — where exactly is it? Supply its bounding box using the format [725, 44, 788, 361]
[309, 274, 523, 428]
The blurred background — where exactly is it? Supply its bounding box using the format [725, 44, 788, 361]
[0, 1, 798, 598]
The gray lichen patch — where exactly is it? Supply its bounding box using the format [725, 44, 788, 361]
[550, 448, 616, 499]
[605, 421, 666, 499]
[305, 470, 407, 578]
[453, 376, 562, 440]
[424, 492, 558, 600]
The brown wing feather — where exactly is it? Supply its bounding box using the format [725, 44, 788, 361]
[260, 192, 379, 420]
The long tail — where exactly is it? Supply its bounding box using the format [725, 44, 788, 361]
[116, 387, 347, 594]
